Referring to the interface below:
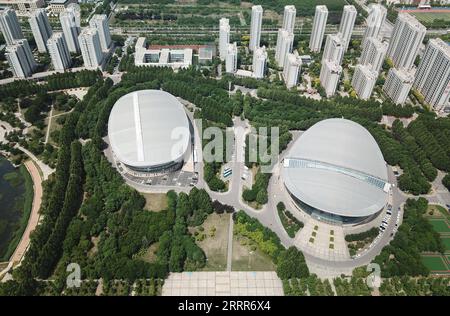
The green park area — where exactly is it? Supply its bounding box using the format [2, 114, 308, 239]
[421, 255, 448, 273]
[408, 11, 450, 28]
[421, 205, 450, 274]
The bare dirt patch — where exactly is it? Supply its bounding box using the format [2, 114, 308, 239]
[142, 193, 168, 212]
[191, 213, 230, 271]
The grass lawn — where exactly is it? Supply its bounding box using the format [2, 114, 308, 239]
[429, 219, 450, 233]
[421, 255, 448, 272]
[141, 193, 168, 212]
[193, 213, 230, 271]
[442, 237, 450, 253]
[409, 11, 450, 23]
[231, 235, 275, 271]
[425, 204, 447, 218]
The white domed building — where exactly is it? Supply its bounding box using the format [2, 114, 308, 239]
[282, 118, 390, 225]
[108, 90, 191, 175]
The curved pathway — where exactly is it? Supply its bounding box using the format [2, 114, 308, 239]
[0, 160, 43, 278]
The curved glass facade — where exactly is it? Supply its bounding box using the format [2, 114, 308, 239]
[285, 185, 382, 225]
[285, 158, 387, 190]
[125, 159, 183, 174]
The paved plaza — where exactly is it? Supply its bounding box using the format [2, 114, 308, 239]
[162, 271, 284, 296]
[294, 219, 350, 262]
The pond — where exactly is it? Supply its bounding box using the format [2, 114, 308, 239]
[0, 156, 32, 261]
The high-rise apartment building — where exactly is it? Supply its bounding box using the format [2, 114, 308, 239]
[351, 64, 378, 100]
[219, 18, 230, 61]
[283, 51, 302, 89]
[309, 5, 328, 53]
[89, 14, 111, 52]
[0, 8, 23, 45]
[252, 46, 267, 79]
[282, 5, 296, 33]
[320, 59, 342, 97]
[387, 13, 426, 70]
[383, 68, 414, 105]
[249, 5, 263, 51]
[78, 27, 103, 69]
[322, 34, 344, 65]
[225, 42, 237, 73]
[47, 32, 71, 71]
[413, 38, 450, 111]
[359, 37, 388, 73]
[275, 29, 294, 68]
[60, 9, 80, 53]
[338, 5, 357, 51]
[29, 8, 52, 53]
[5, 39, 36, 78]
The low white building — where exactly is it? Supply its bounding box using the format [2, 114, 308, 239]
[135, 37, 193, 70]
[0, 0, 44, 15]
[49, 0, 77, 14]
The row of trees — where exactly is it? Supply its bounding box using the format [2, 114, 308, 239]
[344, 227, 379, 243]
[392, 119, 437, 182]
[242, 170, 270, 206]
[373, 198, 444, 277]
[0, 70, 101, 100]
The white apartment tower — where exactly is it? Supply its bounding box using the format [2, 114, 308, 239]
[413, 38, 450, 111]
[351, 64, 378, 100]
[282, 5, 296, 33]
[60, 9, 80, 53]
[322, 34, 344, 65]
[275, 29, 294, 68]
[320, 59, 342, 97]
[387, 13, 426, 70]
[252, 46, 267, 79]
[0, 8, 23, 45]
[225, 42, 237, 73]
[219, 18, 230, 61]
[5, 39, 36, 78]
[78, 27, 103, 70]
[89, 14, 111, 52]
[383, 68, 414, 105]
[359, 37, 388, 73]
[283, 51, 302, 89]
[309, 5, 328, 53]
[29, 8, 52, 53]
[249, 5, 263, 51]
[67, 3, 81, 28]
[362, 4, 387, 47]
[47, 32, 71, 72]
[338, 5, 357, 51]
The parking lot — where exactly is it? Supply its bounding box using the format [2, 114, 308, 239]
[120, 166, 198, 188]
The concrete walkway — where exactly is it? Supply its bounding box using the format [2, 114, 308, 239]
[16, 145, 54, 180]
[226, 214, 234, 271]
[162, 271, 283, 296]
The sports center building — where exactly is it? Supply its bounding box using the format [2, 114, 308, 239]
[108, 90, 192, 175]
[281, 118, 390, 225]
